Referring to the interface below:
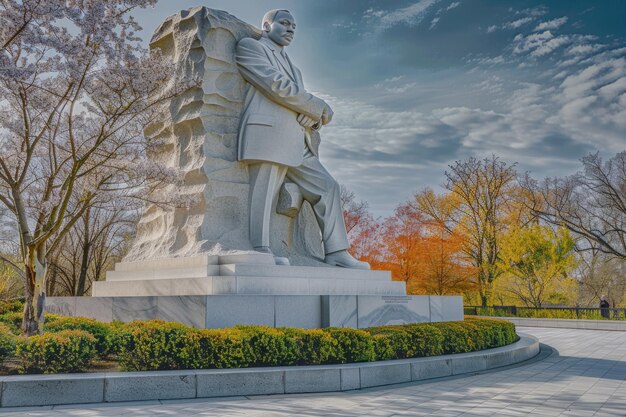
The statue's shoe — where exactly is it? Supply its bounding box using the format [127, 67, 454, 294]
[324, 250, 370, 270]
[254, 246, 290, 266]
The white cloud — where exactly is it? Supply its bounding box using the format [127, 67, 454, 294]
[503, 17, 535, 30]
[487, 25, 498, 33]
[516, 6, 548, 17]
[375, 76, 417, 94]
[446, 2, 461, 11]
[429, 16, 440, 29]
[565, 44, 602, 56]
[512, 30, 570, 57]
[531, 36, 570, 57]
[365, 0, 441, 29]
[534, 16, 568, 31]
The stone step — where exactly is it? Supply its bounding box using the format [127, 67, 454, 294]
[115, 255, 219, 272]
[108, 265, 390, 282]
[106, 266, 222, 281]
[219, 264, 391, 281]
[114, 253, 279, 273]
[91, 276, 407, 297]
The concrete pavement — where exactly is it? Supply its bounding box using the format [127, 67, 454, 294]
[2, 327, 625, 416]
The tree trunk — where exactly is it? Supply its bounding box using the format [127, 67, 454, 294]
[76, 241, 91, 296]
[21, 245, 47, 335]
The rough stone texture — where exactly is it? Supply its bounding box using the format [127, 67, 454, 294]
[123, 7, 324, 266]
[411, 358, 452, 380]
[359, 362, 412, 388]
[1, 375, 104, 407]
[284, 368, 341, 393]
[104, 372, 196, 402]
[196, 369, 284, 397]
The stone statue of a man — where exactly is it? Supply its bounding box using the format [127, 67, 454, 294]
[236, 9, 369, 269]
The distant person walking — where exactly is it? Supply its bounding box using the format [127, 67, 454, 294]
[600, 295, 610, 319]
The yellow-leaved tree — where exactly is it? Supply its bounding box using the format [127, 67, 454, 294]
[496, 224, 578, 307]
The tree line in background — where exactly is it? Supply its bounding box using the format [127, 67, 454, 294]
[343, 152, 626, 309]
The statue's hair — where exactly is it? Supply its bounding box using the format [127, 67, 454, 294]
[261, 9, 292, 30]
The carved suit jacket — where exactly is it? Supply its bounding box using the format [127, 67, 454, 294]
[235, 36, 325, 167]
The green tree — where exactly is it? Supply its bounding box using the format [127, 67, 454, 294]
[496, 224, 578, 307]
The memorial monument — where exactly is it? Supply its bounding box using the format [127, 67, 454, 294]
[47, 7, 463, 328]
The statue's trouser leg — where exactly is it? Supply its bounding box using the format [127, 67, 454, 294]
[248, 162, 288, 248]
[286, 154, 350, 254]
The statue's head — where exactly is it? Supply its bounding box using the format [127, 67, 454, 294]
[261, 9, 296, 47]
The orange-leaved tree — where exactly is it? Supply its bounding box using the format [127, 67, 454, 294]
[410, 221, 477, 295]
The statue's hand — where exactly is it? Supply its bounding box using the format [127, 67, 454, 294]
[321, 105, 334, 125]
[297, 114, 318, 129]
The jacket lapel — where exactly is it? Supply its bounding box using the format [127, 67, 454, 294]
[259, 37, 297, 82]
[273, 50, 296, 82]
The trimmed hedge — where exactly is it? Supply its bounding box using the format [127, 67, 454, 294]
[116, 318, 518, 371]
[45, 316, 114, 356]
[15, 330, 97, 374]
[0, 311, 24, 334]
[0, 323, 16, 361]
[0, 316, 518, 374]
[0, 299, 23, 315]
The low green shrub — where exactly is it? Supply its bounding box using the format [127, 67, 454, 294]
[15, 330, 97, 374]
[179, 328, 253, 369]
[115, 320, 192, 371]
[367, 327, 415, 360]
[45, 316, 114, 356]
[398, 324, 445, 357]
[0, 322, 16, 360]
[464, 317, 518, 348]
[324, 327, 376, 364]
[0, 311, 24, 334]
[235, 325, 299, 366]
[281, 328, 334, 365]
[436, 322, 475, 353]
[0, 299, 24, 315]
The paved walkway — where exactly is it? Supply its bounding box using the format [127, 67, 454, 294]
[3, 327, 626, 416]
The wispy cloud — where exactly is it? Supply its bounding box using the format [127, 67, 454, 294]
[503, 17, 535, 30]
[429, 16, 440, 30]
[534, 16, 568, 31]
[374, 76, 417, 94]
[446, 2, 461, 11]
[364, 0, 440, 29]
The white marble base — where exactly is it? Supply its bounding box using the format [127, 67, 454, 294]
[59, 255, 465, 329]
[47, 294, 464, 329]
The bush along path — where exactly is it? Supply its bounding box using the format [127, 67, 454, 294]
[0, 307, 518, 374]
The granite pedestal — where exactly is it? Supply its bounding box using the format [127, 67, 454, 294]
[47, 254, 463, 329]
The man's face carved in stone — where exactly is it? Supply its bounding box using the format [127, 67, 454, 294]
[265, 11, 296, 46]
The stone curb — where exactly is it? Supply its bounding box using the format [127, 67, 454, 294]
[481, 316, 626, 331]
[0, 335, 539, 408]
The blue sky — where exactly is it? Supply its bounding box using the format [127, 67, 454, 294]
[134, 1, 626, 217]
